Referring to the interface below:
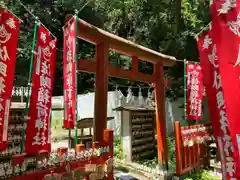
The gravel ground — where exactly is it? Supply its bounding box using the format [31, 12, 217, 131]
[208, 171, 222, 179]
[114, 169, 150, 180]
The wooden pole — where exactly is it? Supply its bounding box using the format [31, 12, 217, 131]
[68, 129, 71, 148]
[184, 59, 187, 125]
[20, 22, 38, 153]
[93, 42, 109, 143]
[74, 13, 79, 147]
[174, 121, 182, 175]
[131, 56, 138, 73]
[65, 14, 74, 148]
[153, 62, 168, 176]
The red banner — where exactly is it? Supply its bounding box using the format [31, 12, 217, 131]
[0, 8, 20, 150]
[198, 25, 238, 179]
[209, 1, 240, 178]
[25, 25, 56, 154]
[186, 62, 203, 120]
[63, 17, 77, 129]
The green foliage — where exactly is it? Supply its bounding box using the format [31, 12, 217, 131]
[184, 170, 220, 180]
[136, 156, 158, 169]
[4, 0, 210, 98]
[114, 136, 124, 160]
[134, 136, 176, 173]
[167, 136, 176, 174]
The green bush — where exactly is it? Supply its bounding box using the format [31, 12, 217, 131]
[133, 136, 176, 173]
[167, 136, 176, 174]
[114, 136, 124, 159]
[184, 170, 220, 180]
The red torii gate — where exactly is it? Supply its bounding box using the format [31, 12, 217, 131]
[76, 18, 176, 169]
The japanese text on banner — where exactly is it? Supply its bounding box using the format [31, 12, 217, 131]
[210, 0, 240, 178]
[198, 26, 237, 179]
[25, 25, 56, 154]
[63, 18, 77, 129]
[0, 8, 20, 150]
[186, 63, 203, 120]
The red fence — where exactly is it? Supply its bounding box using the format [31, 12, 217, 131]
[174, 121, 213, 175]
[8, 129, 113, 180]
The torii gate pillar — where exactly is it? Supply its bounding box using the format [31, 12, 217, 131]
[154, 62, 168, 171]
[93, 42, 109, 143]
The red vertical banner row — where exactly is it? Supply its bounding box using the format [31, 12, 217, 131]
[210, 1, 240, 179]
[186, 62, 203, 120]
[63, 17, 77, 129]
[0, 8, 21, 150]
[25, 25, 56, 154]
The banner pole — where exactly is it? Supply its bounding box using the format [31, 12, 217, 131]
[184, 59, 187, 126]
[20, 22, 38, 153]
[74, 13, 79, 146]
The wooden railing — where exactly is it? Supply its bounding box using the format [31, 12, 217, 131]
[174, 121, 213, 175]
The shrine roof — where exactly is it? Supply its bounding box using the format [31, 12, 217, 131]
[113, 105, 155, 112]
[78, 117, 114, 121]
[77, 117, 114, 129]
[76, 17, 176, 67]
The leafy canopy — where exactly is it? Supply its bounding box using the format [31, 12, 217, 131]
[2, 0, 210, 98]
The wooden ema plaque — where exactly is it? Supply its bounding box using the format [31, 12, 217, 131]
[131, 111, 155, 161]
[0, 103, 32, 178]
[121, 108, 156, 162]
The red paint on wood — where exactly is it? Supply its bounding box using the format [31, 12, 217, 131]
[131, 56, 138, 74]
[174, 121, 182, 174]
[154, 63, 168, 166]
[94, 43, 109, 143]
[175, 122, 213, 175]
[75, 144, 85, 152]
[78, 59, 156, 83]
[104, 129, 114, 154]
[104, 129, 114, 179]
